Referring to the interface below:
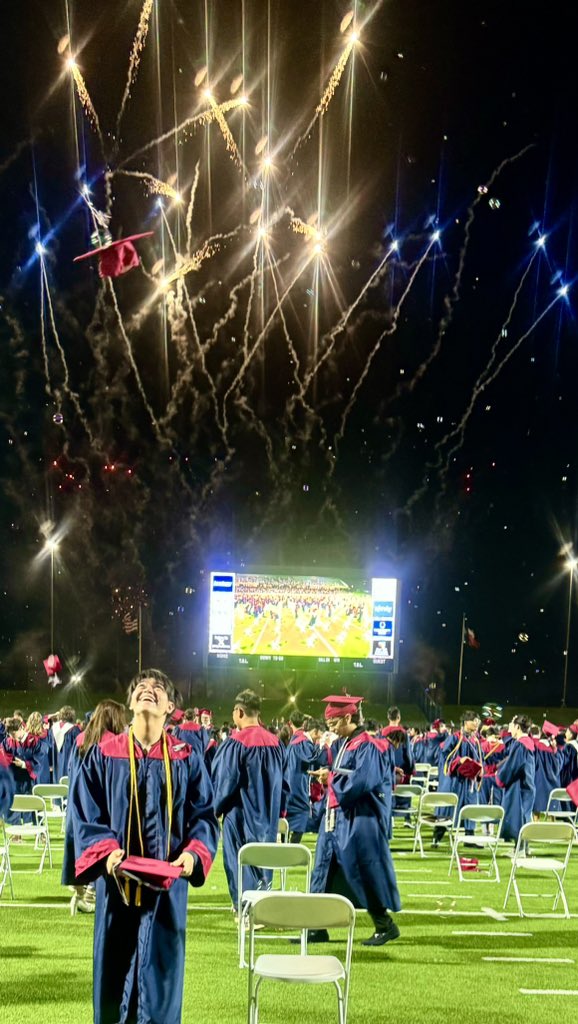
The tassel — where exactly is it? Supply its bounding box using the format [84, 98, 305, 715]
[135, 884, 142, 907]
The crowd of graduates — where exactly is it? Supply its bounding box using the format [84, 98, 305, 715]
[1, 677, 578, 1024]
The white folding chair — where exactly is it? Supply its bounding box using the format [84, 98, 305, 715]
[33, 783, 68, 836]
[448, 804, 505, 881]
[428, 766, 439, 790]
[238, 842, 312, 968]
[391, 784, 423, 831]
[503, 821, 574, 917]
[0, 821, 15, 899]
[247, 892, 355, 1024]
[545, 788, 578, 829]
[58, 776, 69, 788]
[412, 792, 458, 857]
[5, 795, 53, 871]
[413, 763, 431, 785]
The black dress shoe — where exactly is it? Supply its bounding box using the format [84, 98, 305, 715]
[362, 922, 400, 946]
[290, 929, 330, 944]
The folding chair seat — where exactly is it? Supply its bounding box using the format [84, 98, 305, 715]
[391, 784, 423, 830]
[503, 821, 574, 917]
[5, 795, 53, 872]
[428, 766, 439, 790]
[237, 842, 312, 967]
[448, 804, 505, 881]
[545, 788, 578, 829]
[412, 792, 458, 857]
[247, 892, 355, 1024]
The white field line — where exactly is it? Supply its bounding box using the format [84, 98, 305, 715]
[482, 906, 507, 921]
[483, 956, 574, 964]
[452, 930, 532, 936]
[408, 893, 473, 899]
[520, 990, 578, 996]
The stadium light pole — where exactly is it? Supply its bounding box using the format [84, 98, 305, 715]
[43, 537, 60, 651]
[562, 556, 577, 708]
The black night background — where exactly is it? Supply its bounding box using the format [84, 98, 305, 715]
[1, 0, 578, 708]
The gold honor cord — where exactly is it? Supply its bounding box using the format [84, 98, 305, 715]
[125, 727, 175, 906]
[443, 732, 484, 792]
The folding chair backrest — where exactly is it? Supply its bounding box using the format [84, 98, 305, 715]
[10, 796, 45, 815]
[239, 842, 311, 870]
[414, 764, 431, 774]
[518, 821, 574, 844]
[59, 777, 69, 787]
[547, 788, 571, 803]
[395, 785, 423, 799]
[251, 892, 354, 930]
[32, 785, 68, 801]
[458, 804, 504, 827]
[421, 792, 458, 811]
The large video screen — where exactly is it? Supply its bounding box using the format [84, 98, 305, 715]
[207, 572, 400, 673]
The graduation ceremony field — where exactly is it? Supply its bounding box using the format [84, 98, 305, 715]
[2, 823, 577, 1024]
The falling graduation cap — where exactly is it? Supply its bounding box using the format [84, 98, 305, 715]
[73, 192, 153, 279]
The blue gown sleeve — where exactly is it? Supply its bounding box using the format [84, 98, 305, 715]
[71, 746, 122, 884]
[212, 739, 243, 818]
[332, 741, 384, 808]
[496, 742, 525, 788]
[180, 751, 219, 886]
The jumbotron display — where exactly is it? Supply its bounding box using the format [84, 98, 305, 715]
[207, 572, 400, 673]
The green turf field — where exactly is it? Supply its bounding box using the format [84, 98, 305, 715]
[1, 819, 577, 1023]
[233, 599, 371, 658]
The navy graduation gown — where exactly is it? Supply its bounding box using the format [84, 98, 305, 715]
[71, 731, 218, 1024]
[0, 764, 15, 819]
[438, 731, 483, 814]
[559, 740, 578, 788]
[172, 722, 209, 760]
[50, 722, 81, 780]
[286, 730, 324, 833]
[311, 730, 401, 914]
[532, 739, 560, 813]
[212, 725, 286, 905]
[496, 735, 536, 842]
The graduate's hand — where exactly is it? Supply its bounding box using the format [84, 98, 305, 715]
[14, 758, 26, 769]
[106, 849, 125, 875]
[171, 851, 195, 878]
[309, 768, 329, 784]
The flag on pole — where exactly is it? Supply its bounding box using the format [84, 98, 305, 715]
[122, 612, 139, 635]
[465, 626, 480, 649]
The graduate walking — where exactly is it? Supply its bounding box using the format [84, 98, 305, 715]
[71, 670, 219, 1024]
[496, 714, 536, 842]
[308, 695, 401, 947]
[212, 688, 287, 907]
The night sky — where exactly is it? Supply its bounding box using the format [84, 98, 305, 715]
[1, 0, 578, 706]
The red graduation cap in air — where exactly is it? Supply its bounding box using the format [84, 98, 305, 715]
[542, 720, 560, 738]
[170, 709, 185, 723]
[322, 695, 363, 720]
[74, 231, 154, 279]
[119, 856, 183, 890]
[43, 653, 63, 688]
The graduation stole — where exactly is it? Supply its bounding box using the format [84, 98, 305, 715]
[443, 732, 484, 790]
[126, 727, 174, 906]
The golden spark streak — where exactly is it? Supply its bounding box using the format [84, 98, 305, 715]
[70, 64, 101, 135]
[161, 241, 219, 288]
[316, 38, 355, 115]
[205, 92, 243, 167]
[116, 169, 181, 201]
[117, 0, 154, 131]
[290, 217, 320, 242]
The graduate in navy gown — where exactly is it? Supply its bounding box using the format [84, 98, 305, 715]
[62, 699, 128, 916]
[211, 688, 286, 906]
[0, 763, 15, 819]
[22, 712, 52, 784]
[531, 725, 560, 815]
[50, 706, 81, 781]
[495, 715, 536, 842]
[172, 707, 209, 759]
[560, 725, 578, 787]
[309, 695, 401, 947]
[71, 669, 218, 1024]
[433, 712, 483, 844]
[285, 713, 325, 843]
[480, 729, 506, 805]
[1, 717, 42, 822]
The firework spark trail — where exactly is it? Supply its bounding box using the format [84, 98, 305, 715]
[402, 144, 535, 398]
[161, 242, 219, 288]
[205, 92, 244, 169]
[186, 161, 201, 256]
[301, 243, 398, 397]
[242, 237, 262, 359]
[438, 294, 560, 482]
[70, 63, 103, 144]
[118, 99, 245, 168]
[42, 262, 95, 445]
[107, 278, 166, 446]
[115, 0, 154, 138]
[221, 261, 309, 438]
[203, 273, 252, 355]
[39, 265, 53, 397]
[115, 169, 181, 201]
[333, 242, 435, 455]
[290, 35, 356, 157]
[290, 217, 320, 242]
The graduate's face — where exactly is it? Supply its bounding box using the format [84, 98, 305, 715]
[326, 714, 352, 737]
[130, 678, 175, 719]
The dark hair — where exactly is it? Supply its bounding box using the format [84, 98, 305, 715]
[461, 710, 478, 726]
[512, 714, 532, 734]
[59, 705, 77, 724]
[184, 708, 197, 721]
[365, 718, 378, 732]
[289, 711, 305, 728]
[79, 700, 127, 757]
[234, 689, 261, 716]
[5, 717, 22, 735]
[350, 711, 362, 726]
[279, 724, 291, 747]
[385, 727, 406, 748]
[12, 709, 25, 721]
[306, 718, 323, 732]
[126, 668, 180, 708]
[387, 706, 401, 721]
